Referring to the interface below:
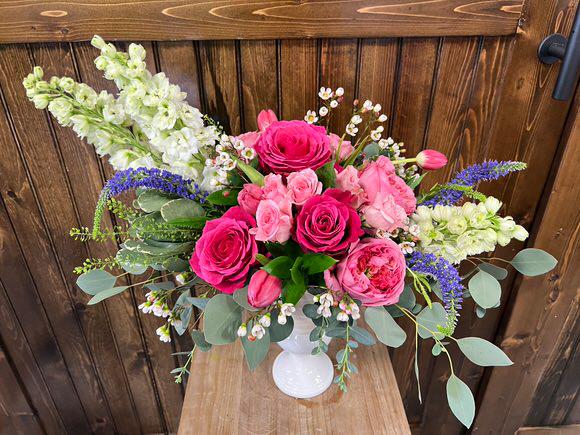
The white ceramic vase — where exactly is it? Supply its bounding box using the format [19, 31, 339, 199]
[272, 298, 333, 399]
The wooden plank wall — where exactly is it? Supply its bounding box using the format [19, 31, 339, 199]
[0, 6, 578, 433]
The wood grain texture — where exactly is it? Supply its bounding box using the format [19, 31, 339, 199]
[516, 425, 580, 435]
[0, 0, 524, 43]
[178, 342, 411, 435]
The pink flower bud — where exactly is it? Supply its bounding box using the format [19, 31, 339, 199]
[247, 270, 282, 308]
[416, 150, 447, 170]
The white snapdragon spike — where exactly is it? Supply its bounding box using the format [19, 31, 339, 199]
[237, 323, 248, 337]
[259, 314, 271, 328]
[251, 324, 266, 340]
[330, 99, 339, 108]
[156, 324, 171, 343]
[304, 110, 318, 124]
[318, 87, 333, 100]
[319, 106, 329, 117]
[335, 87, 345, 97]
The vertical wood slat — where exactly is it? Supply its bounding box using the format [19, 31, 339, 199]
[0, 44, 111, 433]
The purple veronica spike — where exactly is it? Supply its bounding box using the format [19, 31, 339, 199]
[420, 160, 526, 206]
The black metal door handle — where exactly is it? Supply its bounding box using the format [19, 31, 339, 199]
[538, 8, 580, 101]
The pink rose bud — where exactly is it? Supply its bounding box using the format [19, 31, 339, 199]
[416, 150, 447, 170]
[247, 270, 282, 308]
[257, 109, 278, 131]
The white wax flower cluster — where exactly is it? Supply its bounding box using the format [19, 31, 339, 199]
[411, 197, 529, 264]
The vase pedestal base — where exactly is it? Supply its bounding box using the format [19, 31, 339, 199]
[272, 350, 334, 399]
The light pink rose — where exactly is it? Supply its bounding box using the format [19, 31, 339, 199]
[286, 169, 322, 206]
[329, 133, 355, 161]
[238, 183, 263, 215]
[359, 156, 416, 215]
[325, 238, 406, 306]
[251, 199, 293, 243]
[257, 109, 278, 131]
[234, 109, 278, 149]
[361, 195, 408, 233]
[236, 131, 260, 149]
[262, 174, 290, 207]
[335, 165, 366, 208]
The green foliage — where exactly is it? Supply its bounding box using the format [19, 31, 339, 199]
[137, 190, 176, 213]
[241, 329, 270, 371]
[236, 159, 264, 186]
[316, 161, 337, 189]
[478, 262, 508, 280]
[511, 248, 557, 276]
[107, 197, 139, 221]
[468, 270, 501, 309]
[456, 337, 512, 367]
[205, 189, 240, 206]
[268, 313, 294, 342]
[232, 287, 258, 311]
[77, 269, 117, 295]
[262, 256, 293, 279]
[203, 294, 242, 345]
[160, 198, 204, 222]
[416, 303, 446, 339]
[73, 256, 120, 275]
[348, 326, 376, 346]
[386, 284, 417, 318]
[301, 253, 337, 275]
[282, 257, 307, 305]
[365, 307, 407, 348]
[88, 286, 129, 305]
[446, 375, 475, 428]
[191, 330, 212, 352]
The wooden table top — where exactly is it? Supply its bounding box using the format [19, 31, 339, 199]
[178, 339, 411, 435]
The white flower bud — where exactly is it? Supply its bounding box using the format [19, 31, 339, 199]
[512, 225, 529, 241]
[378, 114, 388, 122]
[277, 314, 287, 325]
[259, 314, 271, 328]
[251, 324, 265, 340]
[335, 87, 344, 97]
[484, 196, 503, 214]
[237, 324, 247, 337]
[337, 311, 349, 322]
[330, 100, 339, 108]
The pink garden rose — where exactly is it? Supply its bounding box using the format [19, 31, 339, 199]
[325, 238, 406, 306]
[238, 183, 263, 215]
[295, 189, 364, 256]
[359, 156, 416, 215]
[247, 270, 282, 308]
[255, 120, 331, 175]
[234, 109, 278, 149]
[361, 195, 408, 233]
[189, 207, 257, 294]
[287, 169, 322, 206]
[329, 133, 355, 161]
[335, 165, 366, 208]
[251, 199, 293, 243]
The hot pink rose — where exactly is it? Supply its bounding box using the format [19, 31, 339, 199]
[251, 199, 293, 243]
[287, 169, 322, 206]
[255, 120, 331, 175]
[335, 165, 366, 208]
[359, 156, 416, 215]
[238, 183, 263, 215]
[326, 238, 406, 306]
[328, 133, 355, 161]
[362, 195, 408, 233]
[295, 189, 364, 256]
[189, 207, 257, 294]
[234, 109, 278, 148]
[247, 270, 282, 308]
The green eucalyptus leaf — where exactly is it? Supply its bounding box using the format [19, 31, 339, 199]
[301, 253, 338, 275]
[137, 190, 175, 212]
[475, 306, 486, 318]
[203, 294, 242, 345]
[186, 297, 209, 311]
[446, 375, 475, 428]
[511, 248, 557, 276]
[174, 306, 192, 335]
[416, 303, 446, 339]
[468, 270, 501, 309]
[87, 286, 128, 305]
[241, 330, 270, 371]
[269, 313, 294, 342]
[166, 216, 208, 229]
[349, 326, 376, 346]
[456, 337, 513, 367]
[191, 330, 212, 352]
[233, 287, 259, 312]
[262, 256, 292, 279]
[325, 327, 347, 338]
[77, 269, 117, 295]
[432, 343, 442, 356]
[205, 188, 240, 206]
[478, 263, 508, 280]
[302, 304, 321, 319]
[364, 307, 406, 348]
[160, 198, 204, 222]
[116, 248, 149, 275]
[385, 285, 416, 316]
[162, 257, 190, 273]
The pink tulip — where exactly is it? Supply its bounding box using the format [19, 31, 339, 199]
[257, 109, 278, 131]
[247, 270, 282, 308]
[416, 150, 447, 170]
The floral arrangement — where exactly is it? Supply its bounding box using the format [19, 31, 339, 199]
[23, 37, 557, 428]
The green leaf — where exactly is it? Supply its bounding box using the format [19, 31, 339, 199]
[87, 286, 128, 305]
[187, 297, 209, 311]
[116, 248, 149, 275]
[203, 294, 242, 345]
[160, 198, 204, 222]
[475, 306, 486, 318]
[241, 329, 270, 371]
[232, 287, 259, 311]
[386, 284, 416, 317]
[191, 330, 212, 352]
[236, 160, 264, 186]
[316, 161, 336, 189]
[456, 337, 513, 367]
[166, 217, 208, 229]
[174, 306, 192, 335]
[325, 327, 347, 338]
[269, 314, 294, 342]
[301, 253, 338, 275]
[262, 256, 292, 279]
[302, 304, 321, 319]
[137, 190, 175, 212]
[349, 326, 376, 346]
[407, 173, 426, 190]
[478, 263, 508, 280]
[162, 257, 190, 273]
[282, 257, 307, 305]
[468, 270, 501, 309]
[416, 303, 446, 339]
[446, 375, 475, 428]
[432, 343, 442, 356]
[205, 188, 240, 206]
[255, 254, 270, 266]
[77, 270, 117, 295]
[365, 307, 407, 348]
[511, 248, 557, 276]
[265, 241, 302, 259]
